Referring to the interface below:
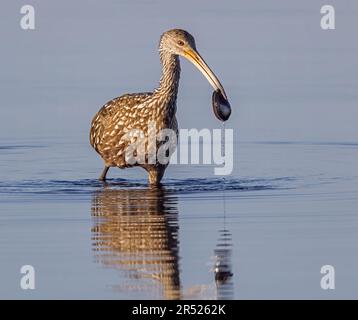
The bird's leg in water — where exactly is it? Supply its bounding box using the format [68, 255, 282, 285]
[99, 166, 109, 181]
[147, 165, 166, 185]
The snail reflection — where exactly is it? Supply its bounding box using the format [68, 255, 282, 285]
[214, 227, 234, 300]
[91, 186, 180, 299]
[213, 180, 234, 300]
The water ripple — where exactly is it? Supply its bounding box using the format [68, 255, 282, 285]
[0, 176, 295, 197]
[0, 144, 47, 151]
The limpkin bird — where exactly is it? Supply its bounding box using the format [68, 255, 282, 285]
[90, 29, 229, 185]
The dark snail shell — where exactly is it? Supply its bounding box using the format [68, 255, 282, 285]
[212, 90, 231, 122]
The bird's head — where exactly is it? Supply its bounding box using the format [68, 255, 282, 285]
[159, 29, 228, 100]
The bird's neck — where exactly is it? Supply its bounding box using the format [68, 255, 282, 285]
[155, 51, 181, 105]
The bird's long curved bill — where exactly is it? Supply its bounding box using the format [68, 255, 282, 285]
[184, 49, 228, 100]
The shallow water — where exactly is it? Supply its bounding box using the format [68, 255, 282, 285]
[1, 0, 358, 299]
[1, 139, 358, 299]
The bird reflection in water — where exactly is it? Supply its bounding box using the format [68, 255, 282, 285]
[91, 186, 180, 299]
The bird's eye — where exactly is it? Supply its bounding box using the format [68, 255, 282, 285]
[177, 40, 184, 46]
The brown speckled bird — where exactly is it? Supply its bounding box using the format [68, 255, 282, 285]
[90, 29, 228, 185]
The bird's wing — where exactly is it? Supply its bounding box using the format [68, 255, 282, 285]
[89, 92, 153, 152]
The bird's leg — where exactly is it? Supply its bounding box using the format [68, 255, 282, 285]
[99, 166, 109, 181]
[147, 165, 166, 186]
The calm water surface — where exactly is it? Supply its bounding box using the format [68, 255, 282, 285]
[0, 138, 357, 299]
[0, 0, 358, 299]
